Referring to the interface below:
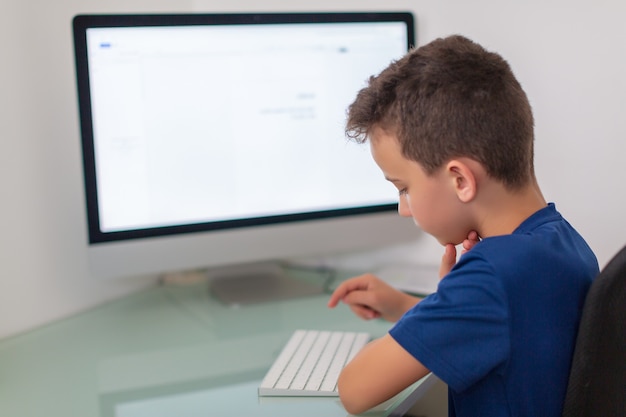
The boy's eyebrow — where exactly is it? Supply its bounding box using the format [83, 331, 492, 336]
[384, 176, 401, 183]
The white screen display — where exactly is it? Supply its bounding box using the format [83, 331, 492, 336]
[84, 21, 408, 233]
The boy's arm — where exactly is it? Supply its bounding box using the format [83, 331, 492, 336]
[333, 232, 480, 414]
[338, 333, 430, 415]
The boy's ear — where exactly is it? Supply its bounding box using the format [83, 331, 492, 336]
[445, 159, 477, 203]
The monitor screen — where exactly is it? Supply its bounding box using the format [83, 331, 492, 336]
[73, 12, 417, 280]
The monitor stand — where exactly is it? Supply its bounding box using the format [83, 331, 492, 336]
[208, 261, 325, 306]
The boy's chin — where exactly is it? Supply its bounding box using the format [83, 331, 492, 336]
[436, 235, 464, 247]
[427, 226, 468, 247]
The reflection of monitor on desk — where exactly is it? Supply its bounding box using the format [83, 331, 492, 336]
[72, 12, 417, 302]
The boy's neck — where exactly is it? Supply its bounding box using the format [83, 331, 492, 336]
[474, 177, 547, 239]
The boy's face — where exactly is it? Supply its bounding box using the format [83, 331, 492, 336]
[369, 128, 471, 246]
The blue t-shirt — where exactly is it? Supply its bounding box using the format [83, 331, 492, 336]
[389, 203, 598, 417]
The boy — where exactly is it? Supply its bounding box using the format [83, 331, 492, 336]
[327, 35, 598, 416]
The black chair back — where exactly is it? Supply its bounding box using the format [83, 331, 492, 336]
[562, 245, 626, 417]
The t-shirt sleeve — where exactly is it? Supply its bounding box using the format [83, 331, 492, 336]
[389, 252, 510, 393]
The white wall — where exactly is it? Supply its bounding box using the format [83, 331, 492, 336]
[1, 0, 625, 339]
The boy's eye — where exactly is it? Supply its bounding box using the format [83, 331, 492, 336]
[398, 188, 408, 196]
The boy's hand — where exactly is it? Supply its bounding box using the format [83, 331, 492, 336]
[327, 274, 419, 323]
[461, 230, 481, 254]
[440, 230, 480, 278]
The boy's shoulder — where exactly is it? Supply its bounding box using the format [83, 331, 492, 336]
[453, 203, 598, 284]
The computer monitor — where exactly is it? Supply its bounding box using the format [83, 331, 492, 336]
[72, 12, 417, 300]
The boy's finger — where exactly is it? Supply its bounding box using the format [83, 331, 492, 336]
[351, 305, 381, 320]
[440, 244, 457, 278]
[327, 275, 370, 307]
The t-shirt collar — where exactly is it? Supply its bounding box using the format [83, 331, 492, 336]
[513, 202, 560, 234]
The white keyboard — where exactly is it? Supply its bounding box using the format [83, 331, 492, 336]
[258, 329, 370, 396]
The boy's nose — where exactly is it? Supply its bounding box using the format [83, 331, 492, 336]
[398, 197, 412, 217]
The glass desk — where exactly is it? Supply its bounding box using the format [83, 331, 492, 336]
[0, 273, 442, 417]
